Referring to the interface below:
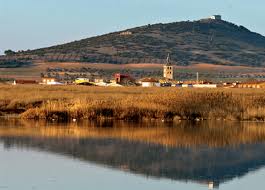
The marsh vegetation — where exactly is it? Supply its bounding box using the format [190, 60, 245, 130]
[0, 85, 265, 121]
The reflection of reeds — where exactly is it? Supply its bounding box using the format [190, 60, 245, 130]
[1, 119, 265, 147]
[1, 85, 265, 121]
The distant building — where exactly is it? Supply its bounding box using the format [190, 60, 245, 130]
[41, 77, 63, 85]
[13, 79, 38, 85]
[140, 78, 160, 87]
[237, 81, 265, 88]
[74, 78, 92, 85]
[114, 73, 135, 85]
[119, 31, 133, 36]
[208, 181, 219, 189]
[94, 78, 109, 83]
[209, 15, 222, 20]
[163, 54, 174, 80]
[193, 84, 217, 88]
[41, 77, 57, 85]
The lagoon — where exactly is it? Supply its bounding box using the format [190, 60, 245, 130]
[1, 120, 265, 190]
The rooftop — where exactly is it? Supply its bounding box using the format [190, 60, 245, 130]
[140, 78, 159, 83]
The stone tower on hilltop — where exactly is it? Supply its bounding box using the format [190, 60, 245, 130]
[163, 54, 174, 80]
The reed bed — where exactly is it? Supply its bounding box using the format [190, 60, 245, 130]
[1, 85, 265, 121]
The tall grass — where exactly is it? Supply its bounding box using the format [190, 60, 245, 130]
[1, 85, 265, 121]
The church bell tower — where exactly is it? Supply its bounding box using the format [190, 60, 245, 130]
[163, 54, 174, 80]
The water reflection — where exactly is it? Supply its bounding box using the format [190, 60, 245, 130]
[1, 119, 265, 189]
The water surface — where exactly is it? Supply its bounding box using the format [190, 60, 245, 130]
[1, 120, 265, 190]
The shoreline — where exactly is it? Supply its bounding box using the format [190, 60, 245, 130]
[1, 113, 265, 122]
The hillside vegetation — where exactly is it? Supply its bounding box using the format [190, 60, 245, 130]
[1, 18, 265, 67]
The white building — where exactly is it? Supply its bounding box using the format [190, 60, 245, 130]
[41, 77, 63, 85]
[209, 15, 222, 20]
[140, 78, 160, 87]
[119, 31, 133, 36]
[193, 84, 217, 88]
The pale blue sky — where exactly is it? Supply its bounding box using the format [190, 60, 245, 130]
[0, 0, 264, 55]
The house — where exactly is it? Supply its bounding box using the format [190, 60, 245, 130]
[13, 79, 38, 85]
[115, 73, 129, 83]
[41, 77, 63, 85]
[114, 73, 135, 85]
[193, 84, 217, 88]
[222, 82, 238, 88]
[163, 54, 174, 80]
[94, 78, 109, 83]
[119, 31, 133, 36]
[41, 77, 57, 84]
[74, 78, 93, 85]
[209, 15, 222, 20]
[95, 81, 109, 87]
[75, 78, 90, 84]
[140, 78, 160, 87]
[237, 81, 265, 88]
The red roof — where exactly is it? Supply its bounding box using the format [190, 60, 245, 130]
[114, 73, 130, 78]
[15, 80, 38, 84]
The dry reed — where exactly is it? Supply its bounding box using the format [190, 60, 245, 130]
[0, 85, 265, 121]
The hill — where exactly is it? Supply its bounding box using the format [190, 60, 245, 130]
[1, 17, 265, 67]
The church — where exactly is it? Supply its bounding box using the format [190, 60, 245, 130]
[163, 54, 174, 80]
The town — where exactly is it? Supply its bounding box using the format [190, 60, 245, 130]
[11, 54, 265, 89]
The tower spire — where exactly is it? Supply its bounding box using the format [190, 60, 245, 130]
[166, 53, 170, 63]
[163, 53, 174, 80]
[166, 53, 171, 65]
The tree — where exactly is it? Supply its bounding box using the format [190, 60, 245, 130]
[4, 49, 15, 56]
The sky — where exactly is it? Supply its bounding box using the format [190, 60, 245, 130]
[0, 0, 264, 55]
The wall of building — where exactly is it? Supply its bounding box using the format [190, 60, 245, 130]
[209, 15, 222, 20]
[163, 66, 173, 80]
[193, 84, 217, 88]
[142, 82, 160, 87]
[237, 84, 265, 88]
